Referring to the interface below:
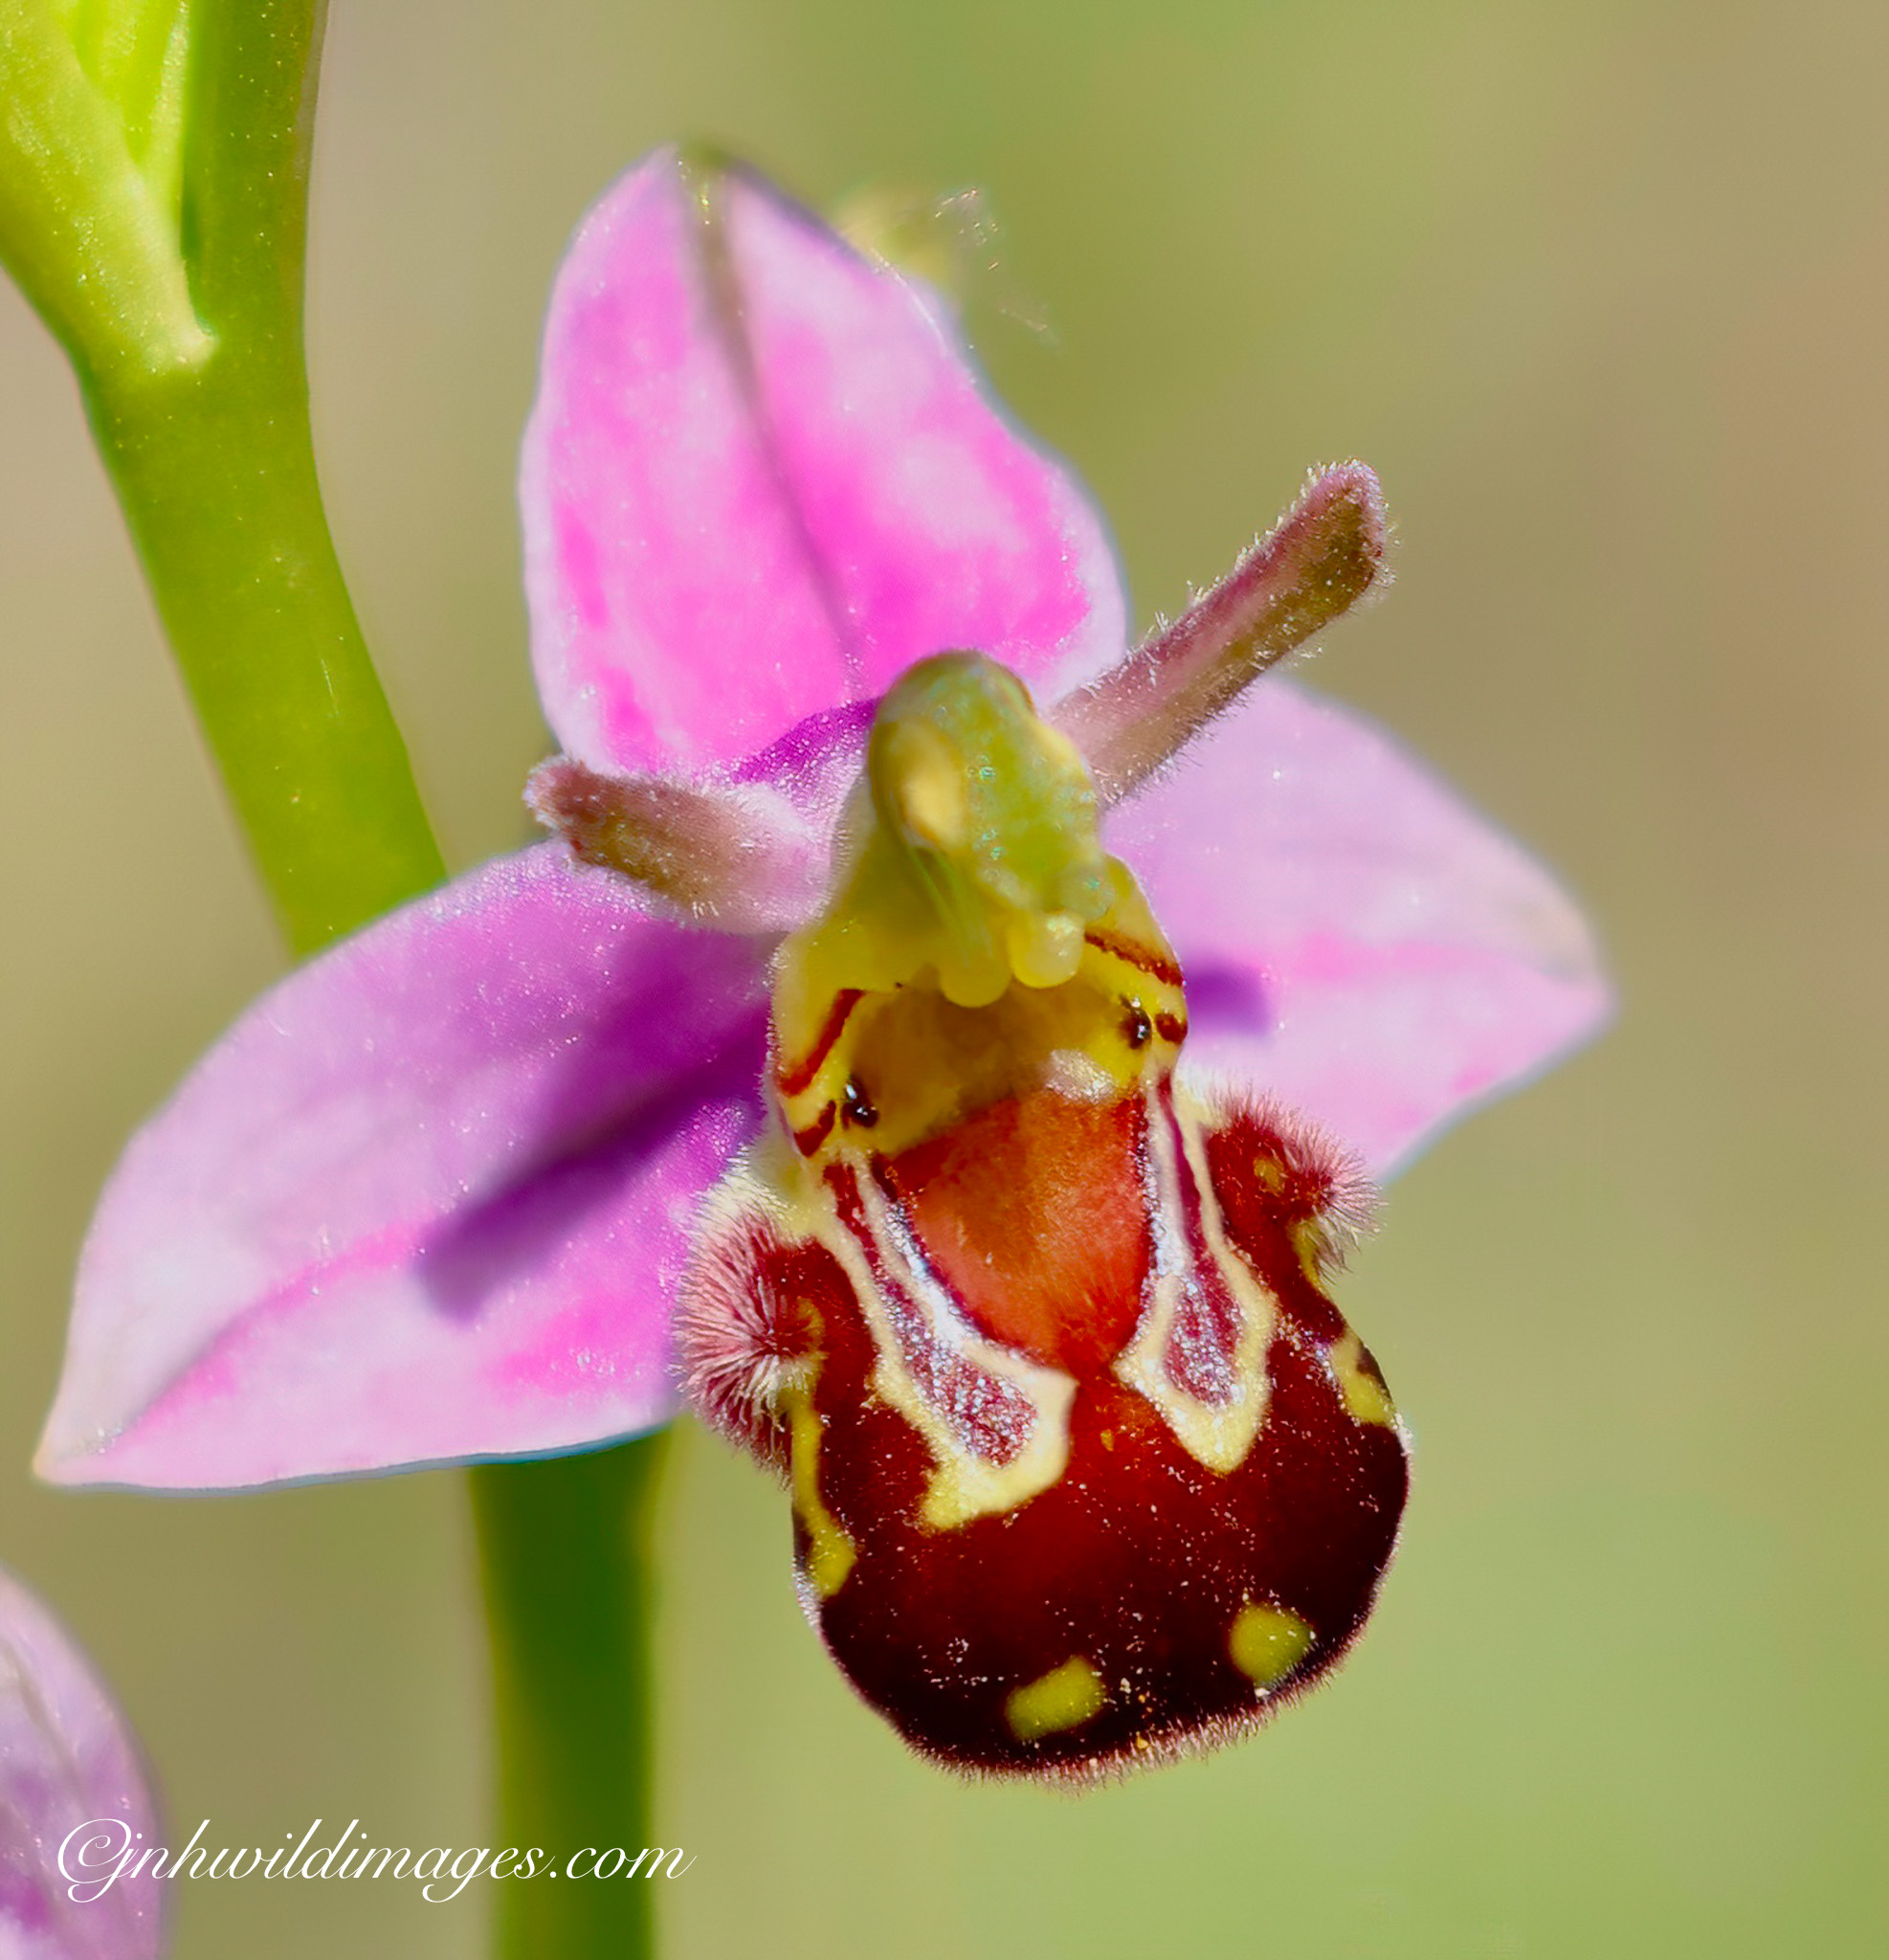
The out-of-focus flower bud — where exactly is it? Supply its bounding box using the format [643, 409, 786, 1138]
[0, 1562, 165, 1958]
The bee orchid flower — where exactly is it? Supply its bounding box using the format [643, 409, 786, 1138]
[35, 149, 1606, 1775]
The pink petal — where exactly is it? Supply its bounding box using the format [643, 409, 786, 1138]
[521, 147, 1124, 777]
[38, 847, 771, 1491]
[0, 1566, 164, 1960]
[1107, 680, 1611, 1172]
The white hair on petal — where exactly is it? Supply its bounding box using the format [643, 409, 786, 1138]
[675, 1185, 813, 1476]
[1182, 1071, 1378, 1274]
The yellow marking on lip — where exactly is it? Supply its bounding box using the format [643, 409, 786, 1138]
[1328, 1330, 1396, 1428]
[1289, 1217, 1327, 1282]
[815, 1169, 1078, 1534]
[1113, 1085, 1276, 1475]
[1005, 1657, 1106, 1741]
[1229, 1603, 1313, 1689]
[783, 1379, 856, 1599]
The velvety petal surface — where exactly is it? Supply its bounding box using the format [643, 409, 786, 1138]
[0, 1566, 163, 1960]
[38, 847, 771, 1491]
[522, 146, 1124, 778]
[1108, 679, 1610, 1172]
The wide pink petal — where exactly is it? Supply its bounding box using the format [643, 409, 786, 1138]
[1107, 679, 1611, 1172]
[38, 847, 771, 1491]
[0, 1566, 164, 1959]
[521, 147, 1124, 777]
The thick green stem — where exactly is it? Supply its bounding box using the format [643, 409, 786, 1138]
[85, 340, 445, 953]
[471, 1438, 666, 1960]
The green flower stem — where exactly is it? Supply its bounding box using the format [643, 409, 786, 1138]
[86, 341, 446, 953]
[5, 9, 667, 1957]
[472, 1438, 666, 1960]
[79, 0, 444, 956]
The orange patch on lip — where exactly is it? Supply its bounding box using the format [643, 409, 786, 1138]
[882, 1089, 1150, 1375]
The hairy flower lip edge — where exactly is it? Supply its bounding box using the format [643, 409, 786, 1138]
[32, 146, 1613, 1494]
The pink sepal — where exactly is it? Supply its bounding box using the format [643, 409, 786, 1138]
[521, 147, 1125, 778]
[1107, 679, 1611, 1172]
[37, 847, 771, 1489]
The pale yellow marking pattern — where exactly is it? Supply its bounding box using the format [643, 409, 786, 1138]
[783, 1381, 856, 1600]
[1113, 1086, 1277, 1476]
[914, 1370, 1076, 1533]
[814, 1170, 1078, 1534]
[1229, 1603, 1314, 1689]
[1005, 1657, 1107, 1742]
[1328, 1330, 1396, 1427]
[1289, 1217, 1327, 1283]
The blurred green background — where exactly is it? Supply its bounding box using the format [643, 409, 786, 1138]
[3, 0, 1884, 1953]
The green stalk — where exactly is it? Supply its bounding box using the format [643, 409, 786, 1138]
[472, 1438, 666, 1960]
[85, 337, 447, 952]
[80, 0, 444, 955]
[3, 8, 667, 1955]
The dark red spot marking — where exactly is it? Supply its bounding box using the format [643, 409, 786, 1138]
[1351, 1341, 1390, 1397]
[841, 1077, 879, 1128]
[791, 1103, 836, 1157]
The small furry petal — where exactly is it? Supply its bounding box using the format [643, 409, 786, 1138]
[526, 756, 826, 932]
[1058, 461, 1389, 802]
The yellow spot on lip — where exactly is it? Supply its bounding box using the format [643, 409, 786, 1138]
[1328, 1330, 1396, 1427]
[1229, 1603, 1313, 1690]
[1005, 1656, 1106, 1741]
[1289, 1217, 1327, 1281]
[784, 1386, 856, 1599]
